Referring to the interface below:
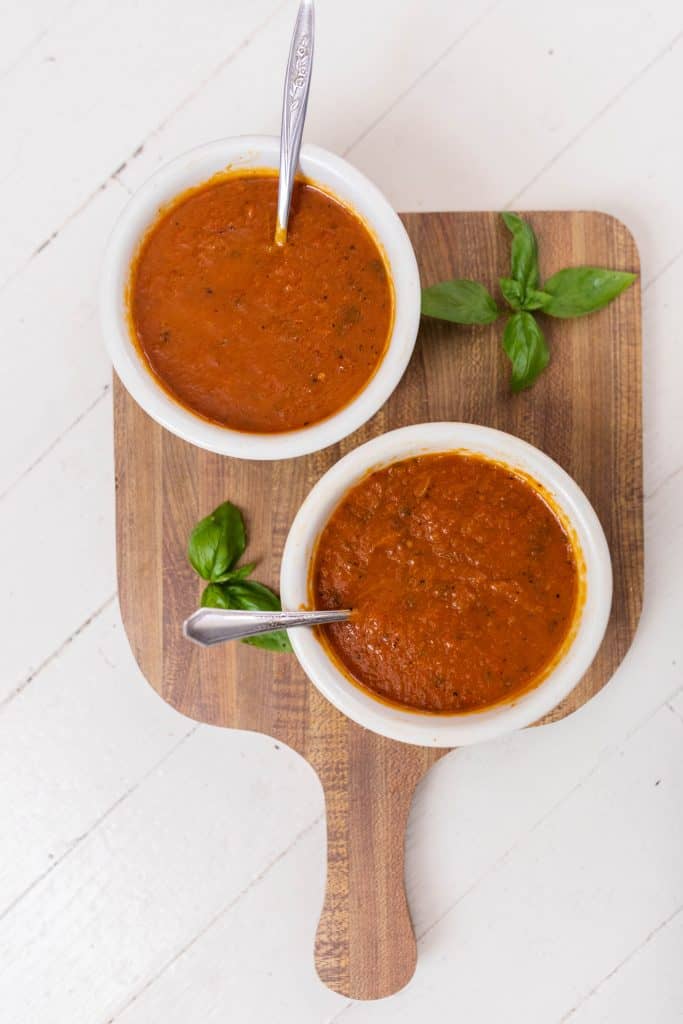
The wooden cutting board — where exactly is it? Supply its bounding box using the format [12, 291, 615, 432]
[114, 211, 642, 1000]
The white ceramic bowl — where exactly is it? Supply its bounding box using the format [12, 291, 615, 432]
[99, 135, 420, 459]
[281, 422, 613, 747]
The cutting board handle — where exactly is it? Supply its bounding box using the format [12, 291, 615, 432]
[311, 726, 438, 1000]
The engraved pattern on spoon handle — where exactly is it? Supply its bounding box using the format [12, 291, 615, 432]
[275, 0, 315, 244]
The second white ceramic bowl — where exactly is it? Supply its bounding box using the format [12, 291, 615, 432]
[99, 135, 421, 459]
[281, 423, 613, 747]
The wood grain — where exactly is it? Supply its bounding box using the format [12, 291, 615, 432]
[114, 211, 642, 1000]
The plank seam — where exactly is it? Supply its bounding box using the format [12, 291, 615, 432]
[645, 461, 683, 503]
[343, 0, 502, 159]
[0, 723, 198, 924]
[642, 241, 683, 291]
[0, 384, 110, 505]
[558, 901, 683, 1023]
[0, 0, 79, 81]
[507, 28, 683, 208]
[0, 0, 287, 294]
[666, 697, 683, 726]
[416, 700, 672, 942]
[105, 812, 324, 1024]
[0, 592, 116, 712]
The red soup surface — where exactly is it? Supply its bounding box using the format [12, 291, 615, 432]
[128, 172, 394, 433]
[312, 452, 580, 713]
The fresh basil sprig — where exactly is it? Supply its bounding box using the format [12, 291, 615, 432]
[188, 501, 292, 653]
[420, 212, 636, 391]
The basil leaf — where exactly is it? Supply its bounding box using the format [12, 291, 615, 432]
[242, 631, 293, 653]
[499, 276, 524, 310]
[521, 288, 551, 311]
[501, 212, 540, 299]
[502, 312, 549, 392]
[226, 580, 281, 611]
[421, 279, 500, 324]
[213, 561, 256, 584]
[232, 580, 294, 652]
[188, 501, 246, 581]
[227, 581, 293, 651]
[200, 582, 237, 609]
[200, 580, 292, 652]
[540, 267, 636, 318]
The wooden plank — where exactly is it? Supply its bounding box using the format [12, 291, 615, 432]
[0, 0, 281, 285]
[115, 210, 642, 999]
[1, 395, 116, 702]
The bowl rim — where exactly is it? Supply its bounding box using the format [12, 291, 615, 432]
[280, 422, 613, 747]
[99, 134, 421, 460]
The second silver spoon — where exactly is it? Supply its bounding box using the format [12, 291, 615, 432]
[183, 606, 349, 647]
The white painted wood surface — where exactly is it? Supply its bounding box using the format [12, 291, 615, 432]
[1, 1, 681, 1019]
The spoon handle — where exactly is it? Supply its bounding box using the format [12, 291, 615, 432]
[183, 606, 349, 647]
[275, 0, 315, 245]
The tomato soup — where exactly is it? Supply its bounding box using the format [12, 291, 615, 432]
[312, 452, 580, 713]
[128, 173, 394, 433]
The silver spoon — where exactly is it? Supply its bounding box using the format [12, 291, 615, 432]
[183, 606, 350, 648]
[274, 0, 315, 246]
